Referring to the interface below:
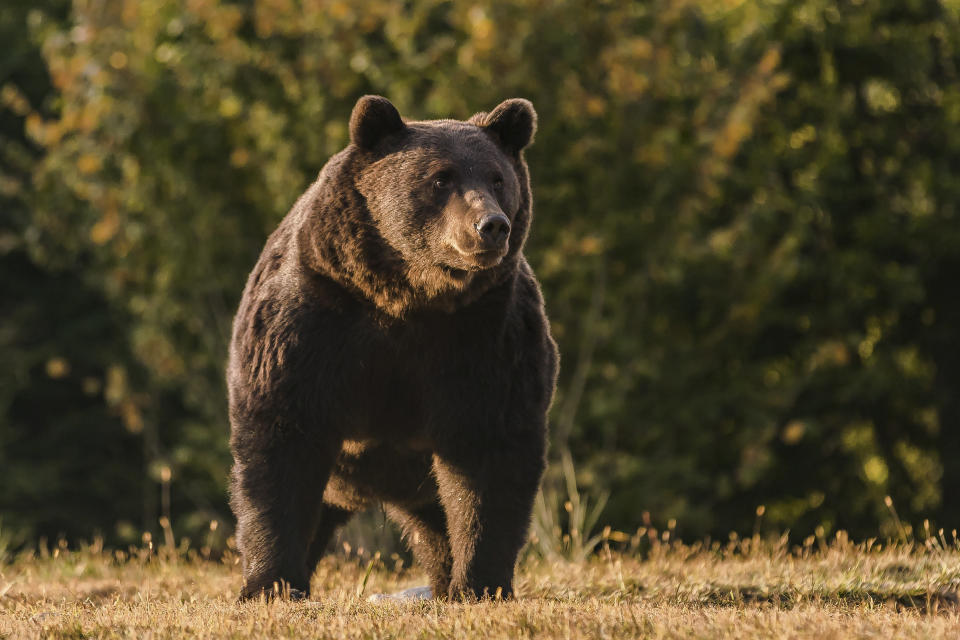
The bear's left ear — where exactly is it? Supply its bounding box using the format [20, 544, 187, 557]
[478, 98, 537, 155]
[350, 95, 406, 150]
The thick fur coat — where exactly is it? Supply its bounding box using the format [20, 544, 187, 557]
[227, 96, 558, 601]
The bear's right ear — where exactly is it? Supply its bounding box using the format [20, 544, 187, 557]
[349, 95, 406, 150]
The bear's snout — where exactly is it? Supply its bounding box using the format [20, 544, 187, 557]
[474, 213, 511, 248]
[445, 206, 511, 270]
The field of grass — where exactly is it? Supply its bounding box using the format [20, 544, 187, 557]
[2, 532, 960, 639]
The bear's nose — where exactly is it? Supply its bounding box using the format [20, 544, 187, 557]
[475, 213, 511, 245]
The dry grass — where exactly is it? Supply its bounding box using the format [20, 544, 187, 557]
[2, 534, 960, 639]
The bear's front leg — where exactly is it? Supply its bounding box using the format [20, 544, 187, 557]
[432, 431, 546, 601]
[230, 429, 335, 601]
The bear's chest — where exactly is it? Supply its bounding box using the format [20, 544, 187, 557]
[313, 310, 498, 441]
[339, 336, 424, 438]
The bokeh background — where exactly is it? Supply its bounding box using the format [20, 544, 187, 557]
[3, 0, 960, 554]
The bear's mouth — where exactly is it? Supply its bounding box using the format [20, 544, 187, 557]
[469, 249, 506, 268]
[438, 244, 506, 283]
[448, 247, 506, 270]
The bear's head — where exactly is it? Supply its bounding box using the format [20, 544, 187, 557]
[344, 95, 536, 308]
[301, 96, 538, 316]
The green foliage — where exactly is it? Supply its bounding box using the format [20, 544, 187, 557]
[0, 0, 147, 544]
[532, 451, 609, 563]
[3, 0, 960, 546]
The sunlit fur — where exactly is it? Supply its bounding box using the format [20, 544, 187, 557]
[227, 96, 558, 601]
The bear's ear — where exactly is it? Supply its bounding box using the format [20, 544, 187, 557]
[478, 98, 537, 155]
[349, 95, 406, 150]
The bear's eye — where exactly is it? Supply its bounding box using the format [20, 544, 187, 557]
[492, 173, 504, 190]
[433, 173, 453, 191]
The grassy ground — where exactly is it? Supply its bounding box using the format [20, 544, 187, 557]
[2, 534, 960, 639]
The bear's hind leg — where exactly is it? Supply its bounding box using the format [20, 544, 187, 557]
[386, 502, 453, 598]
[231, 436, 335, 601]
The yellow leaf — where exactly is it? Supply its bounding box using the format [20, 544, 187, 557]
[77, 153, 101, 174]
[46, 357, 70, 379]
[109, 51, 128, 70]
[230, 148, 250, 167]
[90, 208, 119, 245]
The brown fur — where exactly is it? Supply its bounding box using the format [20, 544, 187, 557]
[227, 96, 558, 601]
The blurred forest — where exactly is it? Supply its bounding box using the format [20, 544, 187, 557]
[3, 0, 960, 551]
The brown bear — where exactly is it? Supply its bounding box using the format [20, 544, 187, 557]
[227, 95, 558, 602]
